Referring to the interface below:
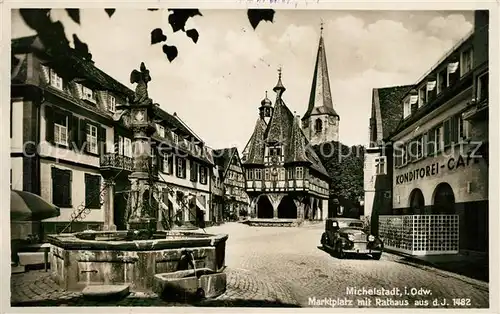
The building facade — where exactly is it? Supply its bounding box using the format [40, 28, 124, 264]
[375, 11, 489, 255]
[213, 147, 250, 220]
[301, 25, 340, 145]
[242, 70, 330, 222]
[11, 35, 215, 238]
[364, 85, 412, 232]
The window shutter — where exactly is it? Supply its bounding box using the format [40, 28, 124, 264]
[45, 106, 54, 143]
[85, 173, 91, 208]
[159, 152, 165, 173]
[99, 127, 107, 155]
[168, 154, 174, 174]
[51, 167, 59, 205]
[176, 157, 180, 177]
[451, 116, 459, 144]
[443, 119, 451, 146]
[71, 116, 79, 150]
[427, 130, 435, 156]
[80, 119, 88, 152]
[183, 159, 187, 178]
[67, 170, 72, 206]
[40, 65, 50, 84]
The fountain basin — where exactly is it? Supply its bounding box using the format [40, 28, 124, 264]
[153, 268, 227, 300]
[47, 231, 228, 292]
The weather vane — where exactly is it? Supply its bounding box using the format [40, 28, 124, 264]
[320, 20, 324, 35]
[278, 66, 282, 79]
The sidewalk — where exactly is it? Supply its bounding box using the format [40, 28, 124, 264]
[385, 248, 489, 283]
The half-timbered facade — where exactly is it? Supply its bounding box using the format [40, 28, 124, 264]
[242, 70, 330, 223]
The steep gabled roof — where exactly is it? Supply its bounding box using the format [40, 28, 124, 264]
[243, 117, 267, 165]
[302, 33, 338, 121]
[371, 85, 413, 142]
[213, 147, 238, 178]
[265, 96, 294, 145]
[285, 114, 309, 164]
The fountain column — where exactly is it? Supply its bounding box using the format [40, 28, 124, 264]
[121, 62, 158, 232]
[103, 179, 116, 231]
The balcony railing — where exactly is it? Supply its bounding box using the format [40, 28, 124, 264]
[100, 153, 134, 171]
[378, 215, 459, 256]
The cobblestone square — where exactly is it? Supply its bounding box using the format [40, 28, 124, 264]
[10, 223, 489, 308]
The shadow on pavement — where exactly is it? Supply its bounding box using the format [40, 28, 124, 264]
[398, 256, 489, 283]
[316, 246, 379, 260]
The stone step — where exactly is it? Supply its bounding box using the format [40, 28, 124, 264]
[153, 268, 226, 301]
[82, 284, 130, 300]
[11, 265, 26, 274]
[18, 252, 46, 266]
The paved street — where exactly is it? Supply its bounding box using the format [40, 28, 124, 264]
[11, 222, 489, 308]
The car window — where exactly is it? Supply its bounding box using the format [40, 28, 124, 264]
[337, 221, 363, 228]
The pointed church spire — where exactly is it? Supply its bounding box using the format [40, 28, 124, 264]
[273, 66, 286, 97]
[302, 22, 338, 121]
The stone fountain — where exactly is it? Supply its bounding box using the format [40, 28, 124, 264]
[47, 63, 228, 300]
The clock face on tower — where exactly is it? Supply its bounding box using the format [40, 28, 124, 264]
[135, 111, 145, 122]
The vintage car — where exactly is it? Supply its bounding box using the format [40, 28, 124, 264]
[320, 218, 383, 260]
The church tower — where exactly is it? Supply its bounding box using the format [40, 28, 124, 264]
[302, 23, 340, 144]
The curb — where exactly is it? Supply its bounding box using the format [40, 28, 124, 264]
[383, 248, 489, 290]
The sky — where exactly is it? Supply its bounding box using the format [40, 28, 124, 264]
[11, 9, 474, 152]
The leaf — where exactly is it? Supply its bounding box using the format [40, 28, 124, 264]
[65, 9, 81, 25]
[247, 9, 275, 30]
[162, 44, 178, 62]
[72, 34, 92, 61]
[105, 9, 116, 17]
[151, 28, 167, 45]
[186, 29, 199, 43]
[168, 9, 203, 33]
[19, 9, 51, 30]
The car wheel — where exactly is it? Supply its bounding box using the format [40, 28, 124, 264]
[372, 253, 382, 260]
[335, 242, 346, 259]
[320, 234, 327, 247]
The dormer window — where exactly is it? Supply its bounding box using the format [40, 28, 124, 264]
[172, 132, 178, 144]
[156, 124, 165, 137]
[403, 97, 411, 119]
[460, 48, 473, 77]
[79, 85, 96, 103]
[418, 85, 427, 108]
[108, 95, 116, 113]
[437, 69, 447, 94]
[49, 68, 63, 90]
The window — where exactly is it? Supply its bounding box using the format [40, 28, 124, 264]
[156, 124, 165, 138]
[51, 167, 72, 207]
[437, 69, 447, 94]
[458, 115, 469, 141]
[162, 154, 173, 174]
[172, 132, 179, 144]
[315, 118, 323, 133]
[86, 124, 98, 154]
[49, 68, 63, 90]
[176, 157, 186, 178]
[81, 85, 96, 103]
[296, 167, 304, 180]
[124, 138, 132, 157]
[85, 173, 102, 209]
[200, 166, 207, 185]
[460, 48, 473, 76]
[435, 126, 443, 152]
[279, 168, 285, 180]
[477, 72, 488, 103]
[54, 113, 68, 146]
[287, 168, 293, 180]
[443, 119, 451, 147]
[255, 169, 262, 180]
[265, 168, 270, 181]
[447, 61, 460, 86]
[403, 98, 411, 119]
[426, 131, 435, 156]
[416, 136, 423, 159]
[418, 86, 427, 108]
[247, 169, 254, 180]
[108, 95, 116, 113]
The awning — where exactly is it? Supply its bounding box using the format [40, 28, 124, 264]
[10, 190, 60, 221]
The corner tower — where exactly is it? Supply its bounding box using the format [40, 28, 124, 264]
[302, 22, 340, 144]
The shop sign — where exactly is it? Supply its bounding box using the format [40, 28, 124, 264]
[395, 154, 481, 185]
